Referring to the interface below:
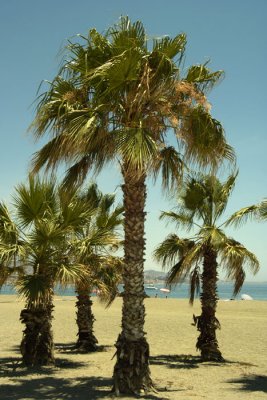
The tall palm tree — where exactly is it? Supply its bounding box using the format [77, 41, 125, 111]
[0, 176, 92, 366]
[29, 17, 234, 393]
[154, 173, 259, 361]
[73, 183, 123, 352]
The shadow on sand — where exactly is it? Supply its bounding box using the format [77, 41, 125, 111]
[0, 372, 176, 400]
[55, 342, 113, 354]
[149, 354, 257, 370]
[0, 356, 87, 378]
[227, 374, 267, 393]
[0, 375, 113, 399]
[149, 354, 201, 369]
[0, 356, 175, 399]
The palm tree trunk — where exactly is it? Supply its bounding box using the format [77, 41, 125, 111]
[20, 293, 55, 366]
[113, 171, 153, 395]
[195, 245, 224, 361]
[75, 285, 98, 352]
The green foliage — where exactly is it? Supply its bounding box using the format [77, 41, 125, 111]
[154, 173, 259, 301]
[0, 177, 123, 307]
[30, 16, 234, 190]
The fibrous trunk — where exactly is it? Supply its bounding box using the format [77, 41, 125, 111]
[195, 245, 224, 361]
[20, 293, 55, 366]
[113, 171, 154, 395]
[75, 286, 98, 352]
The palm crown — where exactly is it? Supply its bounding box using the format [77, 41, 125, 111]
[0, 176, 95, 305]
[31, 16, 234, 187]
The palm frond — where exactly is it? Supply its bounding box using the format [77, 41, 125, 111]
[220, 238, 260, 292]
[152, 146, 185, 190]
[13, 176, 57, 228]
[180, 107, 236, 169]
[165, 243, 202, 286]
[53, 262, 87, 286]
[225, 205, 259, 228]
[16, 274, 51, 307]
[258, 199, 267, 220]
[154, 234, 195, 268]
[189, 265, 201, 305]
[159, 210, 194, 231]
[0, 202, 19, 244]
[185, 62, 224, 92]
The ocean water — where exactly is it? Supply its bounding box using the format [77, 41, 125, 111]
[143, 282, 267, 301]
[1, 282, 266, 300]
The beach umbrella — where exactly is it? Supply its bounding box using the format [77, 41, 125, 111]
[241, 294, 253, 300]
[160, 288, 170, 293]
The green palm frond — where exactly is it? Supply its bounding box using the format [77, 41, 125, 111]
[107, 16, 146, 52]
[152, 146, 185, 190]
[165, 242, 202, 286]
[0, 265, 11, 287]
[152, 34, 186, 60]
[189, 265, 201, 305]
[78, 228, 120, 257]
[159, 210, 195, 231]
[258, 199, 267, 220]
[154, 234, 195, 268]
[199, 226, 227, 247]
[53, 262, 87, 286]
[114, 127, 158, 170]
[180, 107, 235, 169]
[225, 205, 259, 228]
[13, 176, 57, 228]
[94, 256, 123, 307]
[0, 241, 29, 265]
[220, 238, 259, 297]
[185, 62, 224, 92]
[0, 202, 19, 244]
[29, 220, 65, 251]
[16, 274, 51, 307]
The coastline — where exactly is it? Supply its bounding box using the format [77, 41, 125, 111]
[1, 280, 267, 300]
[0, 296, 267, 399]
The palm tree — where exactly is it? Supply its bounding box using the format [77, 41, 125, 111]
[29, 17, 234, 393]
[0, 176, 91, 366]
[73, 183, 123, 352]
[154, 173, 259, 361]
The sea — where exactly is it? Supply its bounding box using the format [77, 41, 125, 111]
[1, 282, 266, 300]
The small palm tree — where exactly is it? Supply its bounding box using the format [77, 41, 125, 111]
[0, 176, 91, 366]
[154, 173, 259, 361]
[72, 184, 123, 352]
[29, 17, 234, 393]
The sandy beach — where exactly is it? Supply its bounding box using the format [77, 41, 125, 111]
[0, 295, 266, 399]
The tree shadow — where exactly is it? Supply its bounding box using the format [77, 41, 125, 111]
[55, 342, 113, 354]
[227, 375, 267, 393]
[0, 356, 87, 378]
[149, 354, 201, 369]
[0, 376, 112, 399]
[149, 354, 256, 370]
[0, 375, 174, 399]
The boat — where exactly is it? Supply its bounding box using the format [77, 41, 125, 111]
[145, 285, 158, 290]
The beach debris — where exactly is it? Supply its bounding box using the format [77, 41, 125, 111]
[241, 294, 253, 300]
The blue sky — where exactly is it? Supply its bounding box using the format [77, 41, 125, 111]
[0, 0, 266, 281]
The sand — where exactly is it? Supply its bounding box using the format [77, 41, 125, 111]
[0, 295, 266, 399]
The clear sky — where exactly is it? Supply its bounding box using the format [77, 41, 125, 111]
[1, 0, 266, 281]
